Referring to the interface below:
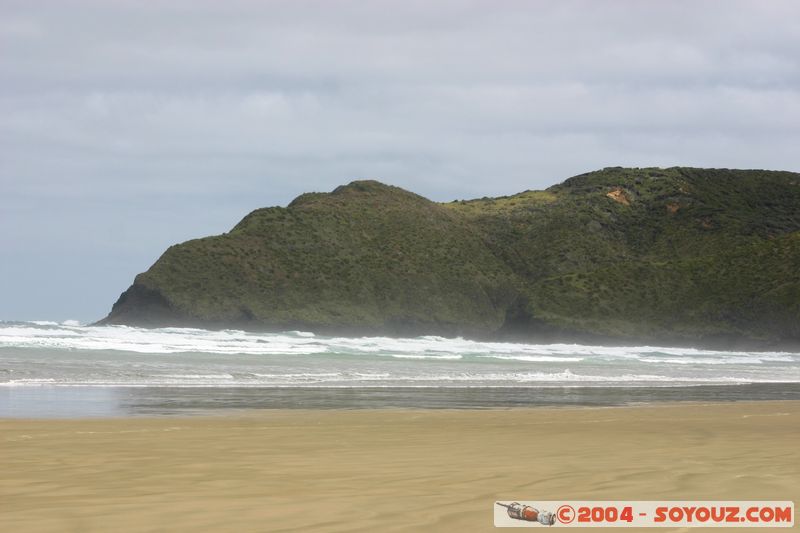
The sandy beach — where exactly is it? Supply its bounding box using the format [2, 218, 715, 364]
[2, 401, 798, 532]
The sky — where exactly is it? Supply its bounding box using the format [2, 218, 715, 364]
[1, 0, 799, 322]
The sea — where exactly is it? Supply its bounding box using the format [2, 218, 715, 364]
[1, 320, 799, 417]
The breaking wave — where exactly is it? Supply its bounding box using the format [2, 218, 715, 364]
[1, 321, 798, 387]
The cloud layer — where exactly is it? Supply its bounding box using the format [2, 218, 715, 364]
[2, 0, 799, 320]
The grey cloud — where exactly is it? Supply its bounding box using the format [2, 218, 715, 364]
[1, 0, 799, 320]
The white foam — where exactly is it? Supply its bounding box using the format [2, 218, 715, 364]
[1, 322, 799, 388]
[379, 353, 463, 360]
[0, 323, 327, 355]
[478, 355, 584, 362]
[162, 374, 235, 380]
[289, 330, 316, 338]
[3, 322, 798, 361]
[2, 369, 795, 388]
[640, 355, 794, 365]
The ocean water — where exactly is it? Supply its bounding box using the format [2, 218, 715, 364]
[1, 321, 799, 416]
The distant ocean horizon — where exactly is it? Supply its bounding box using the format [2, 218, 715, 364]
[2, 321, 799, 417]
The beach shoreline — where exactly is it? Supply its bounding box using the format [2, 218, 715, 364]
[2, 401, 798, 531]
[3, 383, 799, 418]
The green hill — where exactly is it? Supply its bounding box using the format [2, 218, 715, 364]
[101, 167, 800, 349]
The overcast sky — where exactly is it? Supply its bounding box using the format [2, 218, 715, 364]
[2, 0, 799, 322]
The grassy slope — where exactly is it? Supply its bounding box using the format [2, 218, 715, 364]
[124, 181, 518, 335]
[446, 167, 800, 344]
[105, 168, 800, 347]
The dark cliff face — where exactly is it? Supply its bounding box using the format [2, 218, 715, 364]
[101, 168, 800, 349]
[102, 283, 183, 327]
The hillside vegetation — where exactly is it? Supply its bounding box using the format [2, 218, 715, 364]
[102, 167, 800, 348]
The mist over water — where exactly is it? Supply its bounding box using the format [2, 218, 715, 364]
[2, 322, 798, 388]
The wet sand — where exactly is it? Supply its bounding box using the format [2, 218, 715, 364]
[2, 401, 798, 532]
